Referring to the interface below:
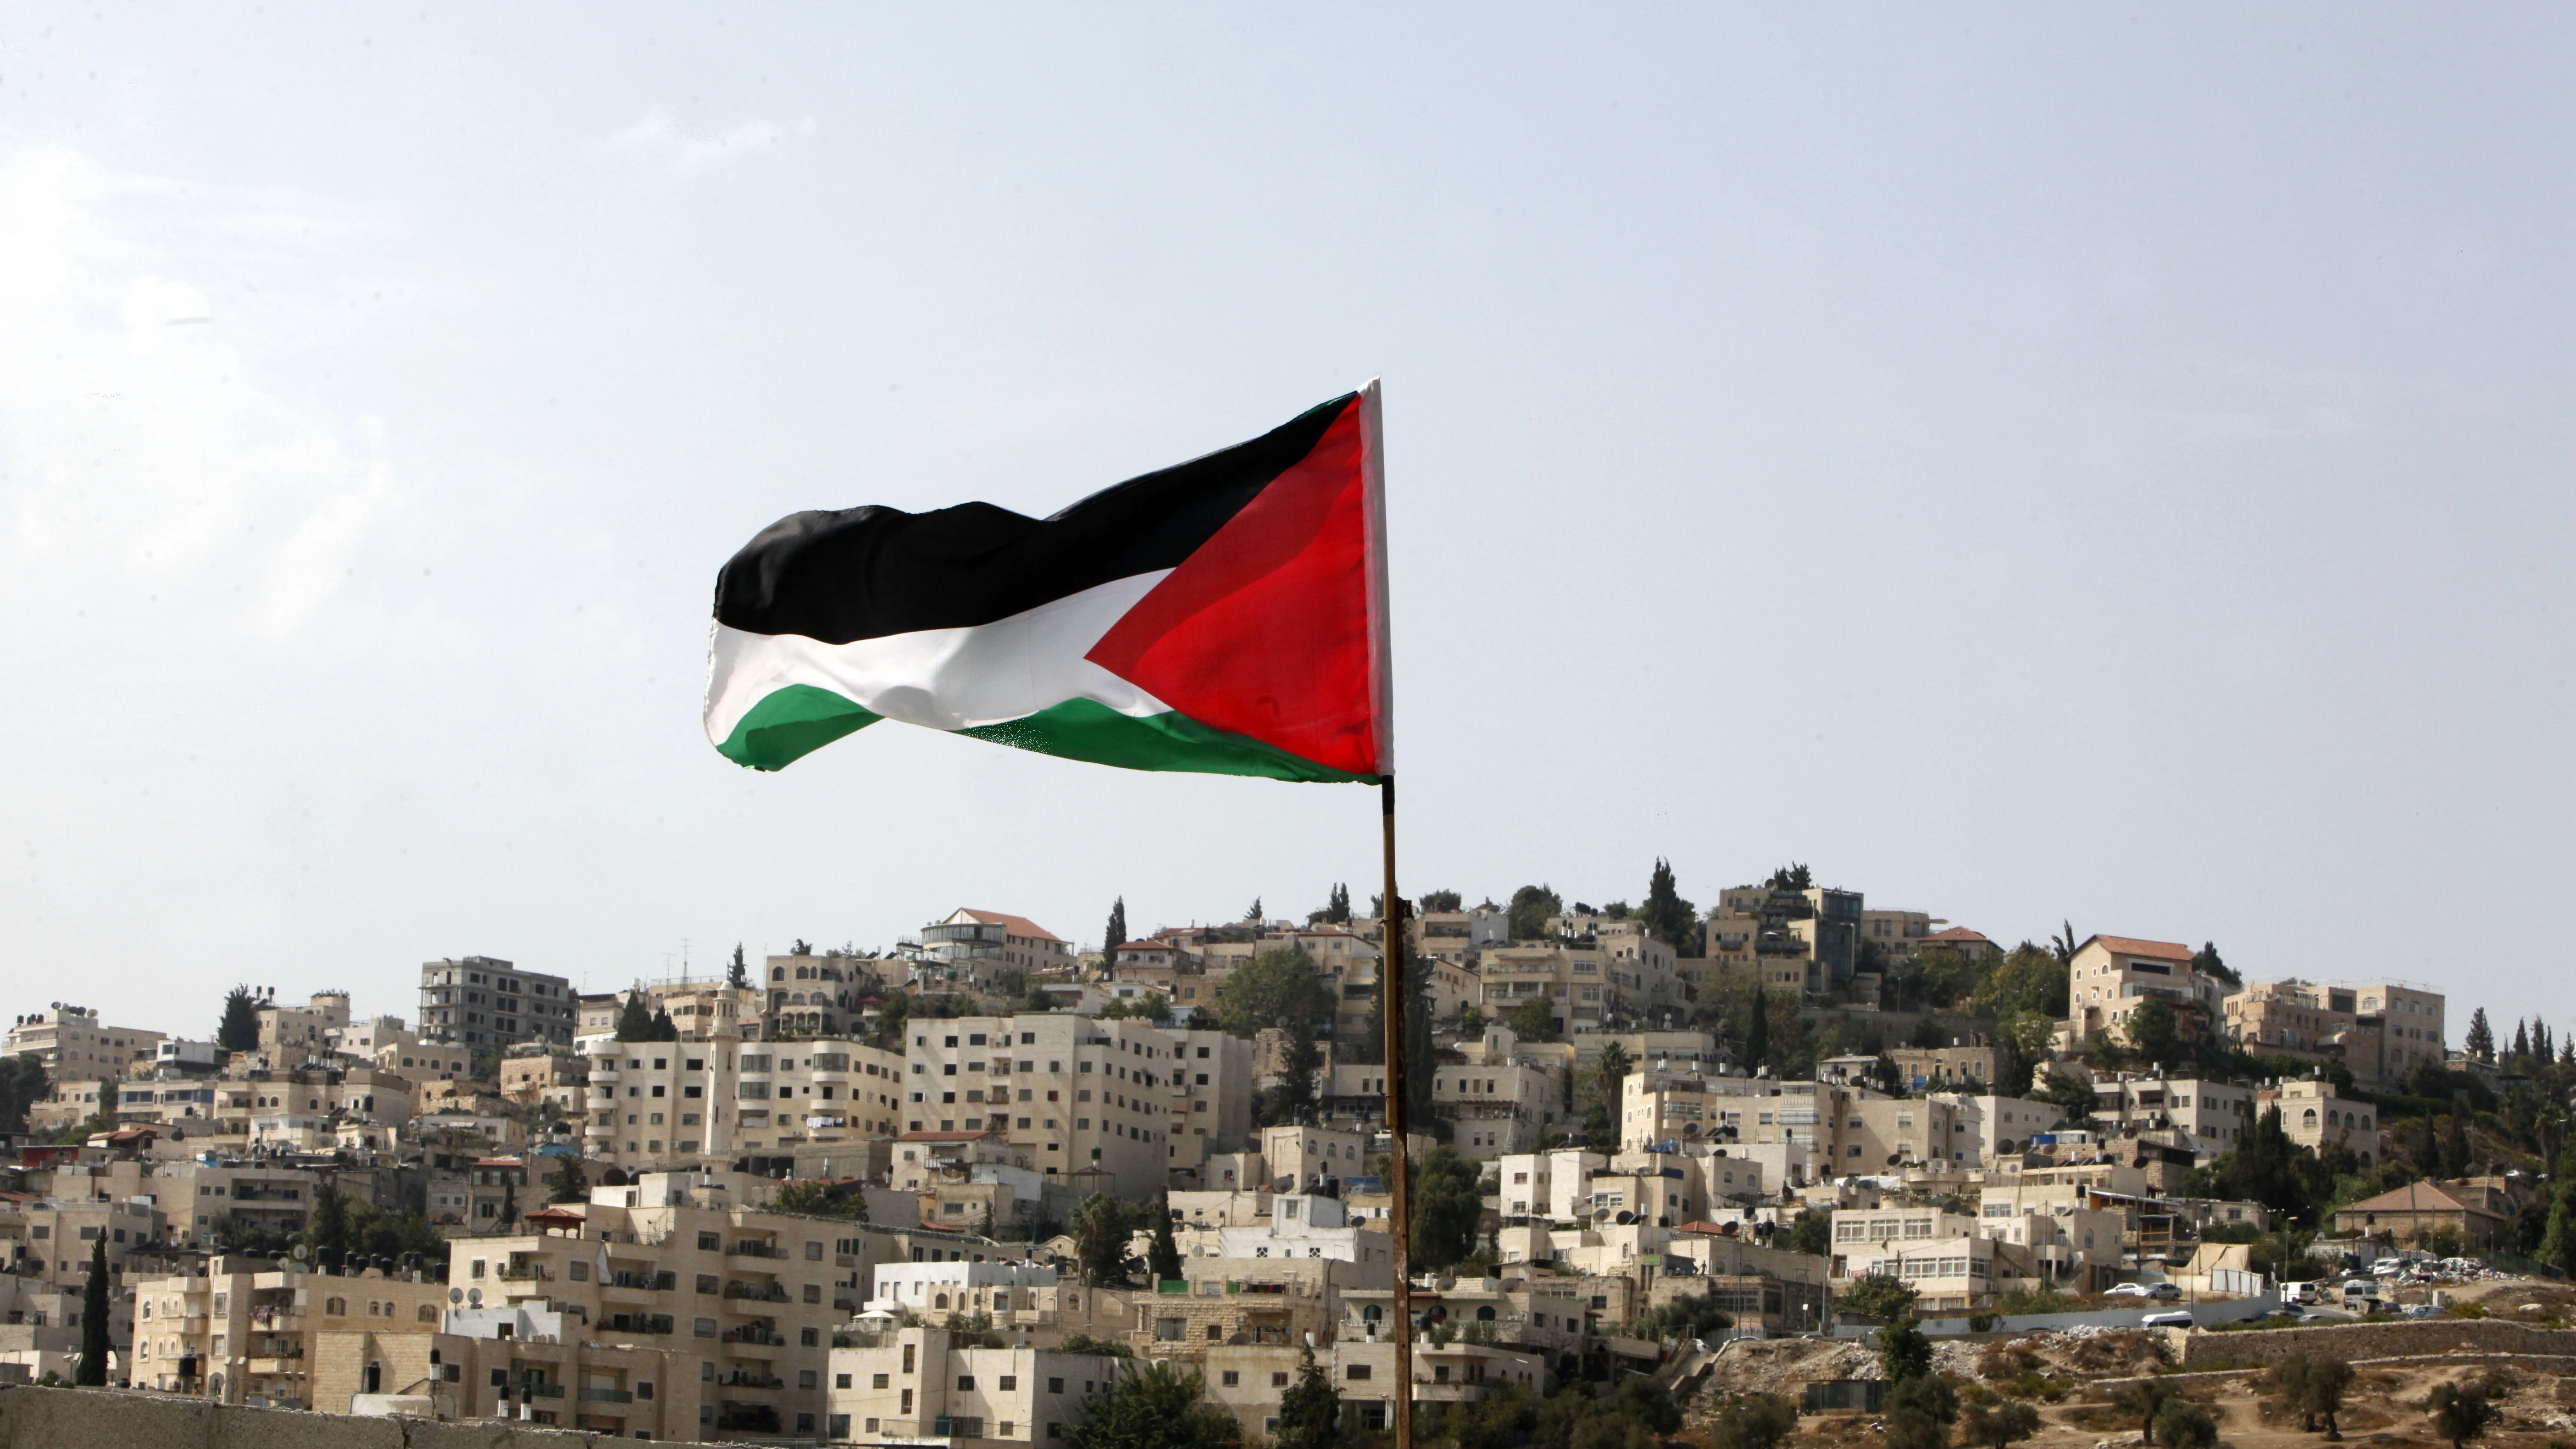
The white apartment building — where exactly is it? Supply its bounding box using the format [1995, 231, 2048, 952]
[1929, 1093, 2066, 1166]
[5, 1005, 165, 1077]
[1159, 1027, 1257, 1185]
[864, 1260, 1062, 1316]
[828, 1327, 1129, 1447]
[2087, 1074, 2257, 1155]
[582, 1037, 906, 1174]
[907, 1015, 1184, 1197]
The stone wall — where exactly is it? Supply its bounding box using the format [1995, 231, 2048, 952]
[2180, 1318, 2576, 1370]
[0, 1384, 742, 1449]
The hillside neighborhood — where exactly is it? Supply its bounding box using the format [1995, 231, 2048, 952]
[2, 866, 2570, 1449]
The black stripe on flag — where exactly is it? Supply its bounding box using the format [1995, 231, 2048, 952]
[714, 392, 1355, 645]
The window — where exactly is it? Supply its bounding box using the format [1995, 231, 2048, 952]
[998, 1376, 1017, 1391]
[957, 1376, 976, 1390]
[1048, 1378, 1064, 1394]
[1346, 1364, 1371, 1381]
[1221, 1371, 1239, 1386]
[1272, 1371, 1290, 1388]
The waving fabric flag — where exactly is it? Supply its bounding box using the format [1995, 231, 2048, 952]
[705, 383, 1390, 783]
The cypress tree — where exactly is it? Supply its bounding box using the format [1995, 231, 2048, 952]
[614, 992, 654, 1041]
[2445, 1111, 2472, 1177]
[2513, 1021, 2530, 1060]
[1744, 986, 1770, 1071]
[76, 1234, 109, 1385]
[1103, 897, 1127, 955]
[217, 984, 262, 1053]
[1148, 1194, 1183, 1284]
[307, 1173, 351, 1268]
[727, 944, 749, 990]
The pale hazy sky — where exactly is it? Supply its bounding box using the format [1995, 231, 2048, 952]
[2, 6, 2568, 1042]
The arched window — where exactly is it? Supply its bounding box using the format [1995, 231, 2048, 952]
[325, 1297, 347, 1316]
[2301, 1109, 2317, 1126]
[772, 967, 785, 982]
[935, 1294, 949, 1310]
[1475, 1306, 1496, 1321]
[1362, 1304, 1383, 1321]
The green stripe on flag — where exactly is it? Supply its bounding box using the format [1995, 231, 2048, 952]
[717, 683, 883, 771]
[959, 698, 1375, 783]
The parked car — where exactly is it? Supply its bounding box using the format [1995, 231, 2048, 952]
[2140, 1310, 2195, 1328]
[2145, 1282, 2182, 1301]
[2371, 1258, 2408, 1277]
[2106, 1282, 2151, 1297]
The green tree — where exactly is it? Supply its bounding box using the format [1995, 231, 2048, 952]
[1847, 1273, 1921, 1325]
[1215, 949, 1333, 1038]
[1071, 1193, 1140, 1287]
[547, 1155, 588, 1204]
[76, 1234, 110, 1385]
[1255, 1031, 1323, 1129]
[1971, 944, 2071, 1020]
[2125, 996, 2181, 1065]
[1639, 859, 1703, 957]
[1245, 897, 1263, 923]
[1786, 1208, 1831, 1257]
[0, 1053, 49, 1135]
[2427, 1381, 2498, 1449]
[1273, 1345, 1341, 1449]
[1875, 1315, 1933, 1382]
[305, 1172, 352, 1266]
[1104, 897, 1128, 955]
[1148, 1194, 1183, 1283]
[1503, 998, 1561, 1043]
[1708, 1394, 1798, 1449]
[2274, 1353, 2354, 1440]
[2465, 1009, 2495, 1062]
[1634, 1288, 1732, 1343]
[614, 991, 655, 1041]
[1743, 984, 1770, 1070]
[1408, 1147, 1486, 1270]
[1066, 1358, 1241, 1449]
[2444, 1110, 2473, 1177]
[1507, 884, 1562, 942]
[1057, 1332, 1134, 1358]
[1883, 1372, 1956, 1449]
[217, 984, 261, 1053]
[1419, 888, 1461, 913]
[1581, 1040, 1632, 1152]
[2114, 1380, 2180, 1445]
[727, 944, 749, 990]
[2034, 1067, 2099, 1113]
[2154, 1399, 2218, 1449]
[2189, 941, 2237, 988]
[1961, 1399, 2042, 1449]
[766, 1180, 869, 1220]
[2540, 1188, 2576, 1278]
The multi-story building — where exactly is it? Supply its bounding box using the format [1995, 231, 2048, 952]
[126, 1258, 450, 1406]
[499, 1044, 588, 1115]
[255, 991, 352, 1062]
[2087, 1074, 2257, 1156]
[1160, 1027, 1257, 1183]
[309, 1304, 704, 1437]
[1704, 882, 1866, 996]
[582, 1036, 906, 1175]
[1971, 1193, 2126, 1292]
[1649, 1232, 1832, 1334]
[2064, 935, 2222, 1046]
[1619, 1066, 1772, 1151]
[904, 910, 1073, 994]
[1886, 1041, 2003, 1093]
[2267, 1078, 2380, 1164]
[1927, 1093, 2065, 1166]
[1833, 1098, 1960, 1173]
[4, 1005, 165, 1078]
[828, 1326, 1131, 1447]
[1477, 932, 1680, 1035]
[461, 1176, 933, 1441]
[904, 1015, 1183, 1197]
[416, 957, 576, 1052]
[2220, 980, 2444, 1089]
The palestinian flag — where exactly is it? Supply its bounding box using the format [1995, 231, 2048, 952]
[704, 383, 1391, 783]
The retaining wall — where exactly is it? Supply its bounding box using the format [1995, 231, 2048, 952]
[2179, 1318, 2576, 1370]
[0, 1384, 755, 1449]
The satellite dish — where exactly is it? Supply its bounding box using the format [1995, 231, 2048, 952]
[467, 1288, 483, 1305]
[1614, 1211, 1635, 1225]
[449, 1288, 464, 1305]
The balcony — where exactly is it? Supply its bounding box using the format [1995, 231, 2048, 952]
[723, 1282, 791, 1303]
[579, 1388, 634, 1405]
[496, 1263, 553, 1282]
[714, 1371, 784, 1391]
[720, 1327, 787, 1347]
[726, 1242, 785, 1260]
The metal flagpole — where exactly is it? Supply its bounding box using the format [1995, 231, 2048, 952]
[1381, 774, 1411, 1449]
